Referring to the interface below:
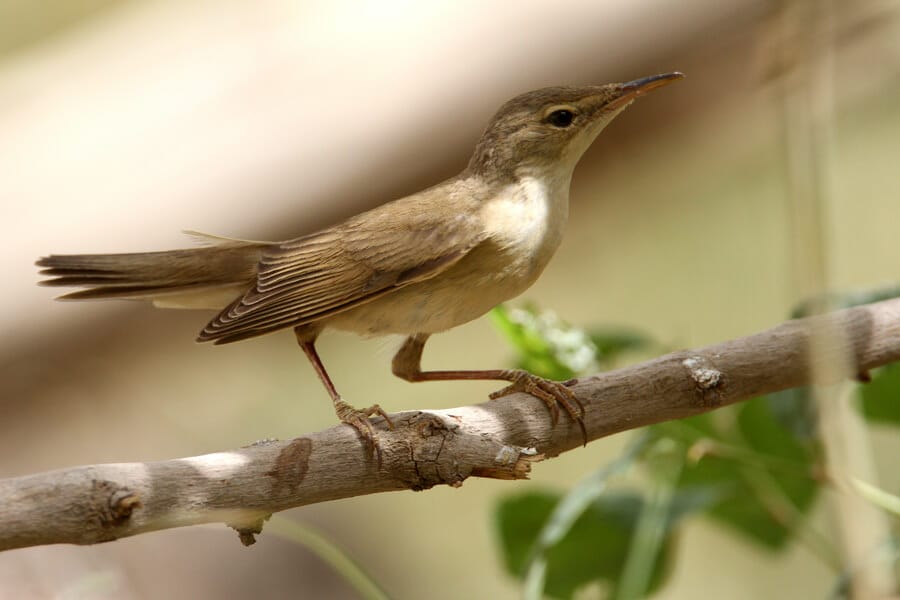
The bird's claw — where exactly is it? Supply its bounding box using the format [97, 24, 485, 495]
[490, 371, 587, 445]
[333, 398, 394, 462]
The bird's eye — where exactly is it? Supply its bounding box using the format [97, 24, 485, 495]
[546, 109, 575, 128]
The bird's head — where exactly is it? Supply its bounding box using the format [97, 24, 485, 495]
[467, 72, 684, 183]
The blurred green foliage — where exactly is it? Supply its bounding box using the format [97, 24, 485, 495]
[496, 490, 688, 599]
[490, 296, 899, 599]
[859, 364, 900, 425]
[490, 304, 653, 380]
[653, 403, 819, 550]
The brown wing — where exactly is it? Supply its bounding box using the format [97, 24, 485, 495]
[198, 193, 483, 343]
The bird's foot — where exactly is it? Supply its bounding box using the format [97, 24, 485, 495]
[333, 398, 394, 461]
[490, 370, 587, 445]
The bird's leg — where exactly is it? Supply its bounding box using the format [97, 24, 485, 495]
[295, 328, 393, 458]
[392, 333, 586, 442]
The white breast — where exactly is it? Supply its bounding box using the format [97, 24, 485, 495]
[481, 173, 570, 270]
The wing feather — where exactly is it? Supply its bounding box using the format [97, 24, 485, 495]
[198, 190, 483, 343]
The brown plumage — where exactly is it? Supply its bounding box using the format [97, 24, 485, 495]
[37, 73, 684, 455]
[198, 189, 484, 343]
[37, 242, 265, 302]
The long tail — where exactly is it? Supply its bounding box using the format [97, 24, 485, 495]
[36, 240, 268, 309]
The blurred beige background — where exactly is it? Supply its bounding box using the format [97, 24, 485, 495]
[1, 0, 899, 598]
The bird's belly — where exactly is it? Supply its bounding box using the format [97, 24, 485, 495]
[327, 175, 569, 337]
[325, 240, 552, 336]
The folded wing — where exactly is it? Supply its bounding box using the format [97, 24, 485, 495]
[198, 197, 483, 344]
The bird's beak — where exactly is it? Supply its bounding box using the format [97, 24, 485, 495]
[605, 72, 684, 110]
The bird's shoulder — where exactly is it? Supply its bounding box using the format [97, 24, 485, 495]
[276, 176, 488, 267]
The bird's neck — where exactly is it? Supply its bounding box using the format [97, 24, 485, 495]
[513, 162, 576, 203]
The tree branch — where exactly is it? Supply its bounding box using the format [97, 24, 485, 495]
[3, 298, 900, 551]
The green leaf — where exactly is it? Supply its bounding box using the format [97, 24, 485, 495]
[490, 305, 588, 380]
[519, 434, 652, 598]
[765, 387, 818, 440]
[859, 363, 900, 425]
[724, 400, 819, 547]
[654, 398, 820, 550]
[496, 491, 678, 600]
[616, 447, 684, 600]
[495, 434, 716, 600]
[491, 304, 656, 379]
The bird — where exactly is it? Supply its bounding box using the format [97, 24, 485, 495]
[37, 72, 684, 455]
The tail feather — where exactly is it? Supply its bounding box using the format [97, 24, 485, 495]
[37, 242, 268, 306]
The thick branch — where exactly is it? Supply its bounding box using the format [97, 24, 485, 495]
[2, 298, 899, 551]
